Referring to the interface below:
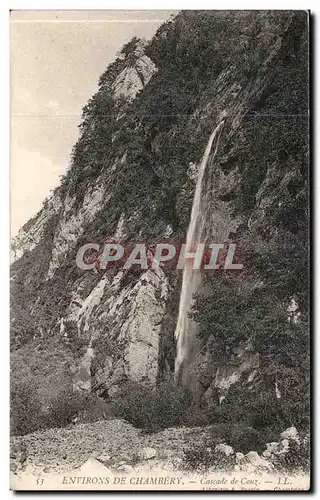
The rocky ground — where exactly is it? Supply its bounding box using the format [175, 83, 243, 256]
[11, 419, 308, 478]
[10, 419, 213, 474]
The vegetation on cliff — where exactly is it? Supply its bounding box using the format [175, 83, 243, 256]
[11, 10, 309, 461]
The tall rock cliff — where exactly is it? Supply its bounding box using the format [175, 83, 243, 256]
[11, 12, 309, 427]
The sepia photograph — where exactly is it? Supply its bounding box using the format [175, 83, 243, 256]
[10, 9, 310, 491]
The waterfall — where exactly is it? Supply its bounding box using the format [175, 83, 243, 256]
[174, 121, 225, 389]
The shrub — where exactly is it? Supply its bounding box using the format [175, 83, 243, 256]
[218, 423, 276, 455]
[272, 438, 310, 473]
[10, 376, 43, 435]
[111, 381, 191, 432]
[210, 376, 309, 451]
[45, 386, 92, 428]
[11, 377, 111, 435]
[75, 394, 112, 424]
[181, 404, 211, 427]
[183, 445, 234, 472]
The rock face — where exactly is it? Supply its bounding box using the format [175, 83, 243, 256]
[90, 268, 169, 394]
[47, 184, 106, 279]
[11, 12, 308, 408]
[11, 193, 62, 263]
[66, 265, 169, 395]
[112, 53, 157, 101]
[214, 347, 259, 403]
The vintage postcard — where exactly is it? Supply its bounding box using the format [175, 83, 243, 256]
[10, 10, 310, 491]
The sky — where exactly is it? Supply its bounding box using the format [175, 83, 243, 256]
[10, 10, 176, 236]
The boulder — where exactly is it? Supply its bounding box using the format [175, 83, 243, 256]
[116, 464, 135, 474]
[96, 454, 111, 465]
[262, 441, 281, 458]
[215, 443, 234, 457]
[265, 442, 280, 454]
[245, 451, 274, 471]
[235, 452, 245, 462]
[280, 439, 290, 452]
[138, 447, 157, 460]
[280, 426, 300, 443]
[303, 433, 310, 446]
[237, 463, 255, 474]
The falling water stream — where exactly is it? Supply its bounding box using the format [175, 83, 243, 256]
[174, 121, 225, 390]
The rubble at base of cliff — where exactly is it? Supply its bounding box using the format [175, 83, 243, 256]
[10, 421, 309, 477]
